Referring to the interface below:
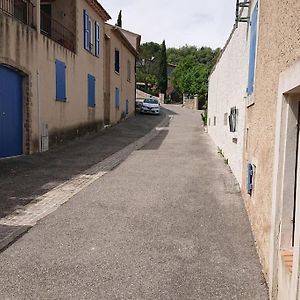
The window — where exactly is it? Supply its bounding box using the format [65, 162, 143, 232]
[84, 10, 101, 57]
[229, 107, 238, 132]
[88, 74, 96, 107]
[55, 59, 66, 101]
[115, 87, 120, 110]
[115, 49, 120, 73]
[208, 118, 211, 126]
[213, 116, 216, 126]
[247, 2, 259, 95]
[127, 60, 131, 81]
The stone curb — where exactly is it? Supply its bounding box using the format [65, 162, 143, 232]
[0, 113, 171, 252]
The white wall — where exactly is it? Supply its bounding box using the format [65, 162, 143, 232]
[207, 22, 249, 186]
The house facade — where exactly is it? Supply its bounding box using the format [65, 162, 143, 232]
[208, 0, 300, 298]
[207, 9, 249, 187]
[104, 24, 140, 125]
[0, 0, 140, 158]
[242, 1, 300, 299]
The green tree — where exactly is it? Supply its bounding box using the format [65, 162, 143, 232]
[136, 42, 161, 95]
[116, 10, 122, 27]
[159, 40, 168, 95]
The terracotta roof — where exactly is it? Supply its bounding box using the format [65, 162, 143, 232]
[85, 0, 111, 21]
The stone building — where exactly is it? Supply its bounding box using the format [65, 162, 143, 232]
[0, 0, 140, 158]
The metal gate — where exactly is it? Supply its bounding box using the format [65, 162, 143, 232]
[0, 65, 23, 157]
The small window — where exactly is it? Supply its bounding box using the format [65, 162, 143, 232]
[127, 60, 131, 81]
[88, 74, 96, 107]
[214, 116, 216, 126]
[208, 118, 211, 126]
[115, 87, 120, 110]
[55, 59, 66, 101]
[115, 49, 120, 73]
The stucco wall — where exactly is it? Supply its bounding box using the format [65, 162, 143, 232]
[0, 0, 108, 152]
[105, 26, 136, 125]
[242, 0, 300, 291]
[208, 21, 249, 187]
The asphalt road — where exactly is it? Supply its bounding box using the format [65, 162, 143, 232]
[0, 105, 268, 299]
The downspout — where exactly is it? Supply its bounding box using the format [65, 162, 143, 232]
[37, 70, 41, 152]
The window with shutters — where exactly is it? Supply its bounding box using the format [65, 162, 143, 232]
[83, 10, 101, 57]
[88, 74, 96, 107]
[55, 59, 66, 102]
[247, 2, 259, 96]
[115, 49, 120, 73]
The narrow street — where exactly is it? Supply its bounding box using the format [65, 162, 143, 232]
[0, 106, 268, 299]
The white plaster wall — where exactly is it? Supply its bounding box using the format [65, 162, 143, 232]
[207, 22, 249, 186]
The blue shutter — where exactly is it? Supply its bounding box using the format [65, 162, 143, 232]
[247, 2, 258, 95]
[88, 74, 96, 107]
[95, 22, 100, 57]
[246, 163, 253, 194]
[83, 10, 89, 50]
[115, 88, 120, 109]
[55, 59, 66, 101]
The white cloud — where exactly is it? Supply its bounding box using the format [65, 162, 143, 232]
[99, 0, 237, 49]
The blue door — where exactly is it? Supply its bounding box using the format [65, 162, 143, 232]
[0, 65, 23, 157]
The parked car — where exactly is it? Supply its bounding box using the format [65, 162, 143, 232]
[140, 98, 160, 115]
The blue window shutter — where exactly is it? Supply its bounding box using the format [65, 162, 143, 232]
[55, 59, 66, 101]
[247, 163, 253, 194]
[115, 88, 120, 109]
[84, 10, 89, 50]
[95, 22, 100, 57]
[247, 3, 258, 95]
[88, 74, 96, 107]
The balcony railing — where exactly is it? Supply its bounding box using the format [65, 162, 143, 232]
[0, 0, 35, 28]
[40, 11, 75, 52]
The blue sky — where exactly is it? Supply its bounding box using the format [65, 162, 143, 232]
[99, 0, 237, 49]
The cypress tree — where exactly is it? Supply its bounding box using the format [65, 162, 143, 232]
[159, 40, 168, 95]
[116, 10, 122, 28]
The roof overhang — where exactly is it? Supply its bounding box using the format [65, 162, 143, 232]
[85, 0, 111, 21]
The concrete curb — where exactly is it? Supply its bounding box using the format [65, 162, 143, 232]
[0, 113, 171, 252]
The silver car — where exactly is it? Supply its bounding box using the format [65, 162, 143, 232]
[140, 99, 160, 115]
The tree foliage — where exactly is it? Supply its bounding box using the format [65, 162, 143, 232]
[170, 46, 220, 107]
[136, 43, 221, 103]
[136, 42, 162, 95]
[159, 40, 168, 94]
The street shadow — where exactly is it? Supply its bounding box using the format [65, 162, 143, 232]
[0, 107, 177, 218]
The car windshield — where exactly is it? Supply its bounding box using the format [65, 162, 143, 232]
[144, 99, 158, 104]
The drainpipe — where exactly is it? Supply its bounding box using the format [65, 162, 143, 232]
[37, 70, 41, 152]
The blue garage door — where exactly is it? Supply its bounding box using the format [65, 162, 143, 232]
[0, 65, 23, 157]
